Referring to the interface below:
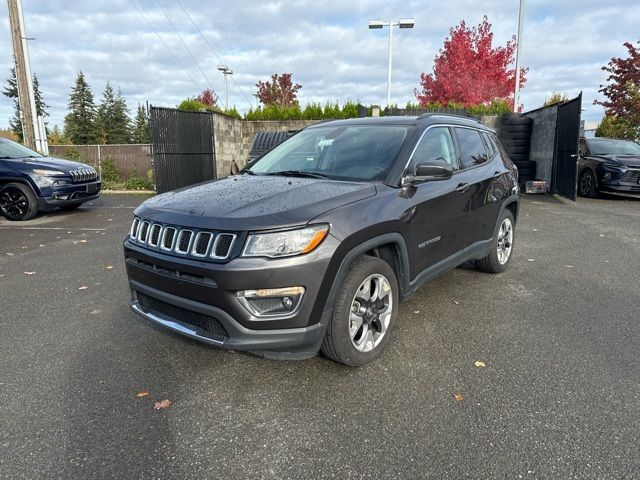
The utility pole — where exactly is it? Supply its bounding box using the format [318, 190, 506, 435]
[7, 0, 40, 150]
[513, 0, 525, 113]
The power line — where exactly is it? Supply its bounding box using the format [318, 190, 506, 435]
[155, 0, 214, 93]
[129, 0, 202, 92]
[175, 0, 254, 109]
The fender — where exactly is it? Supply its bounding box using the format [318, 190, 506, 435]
[0, 176, 40, 197]
[309, 232, 410, 336]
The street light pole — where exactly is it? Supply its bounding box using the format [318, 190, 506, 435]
[217, 64, 233, 110]
[513, 0, 525, 112]
[369, 18, 415, 108]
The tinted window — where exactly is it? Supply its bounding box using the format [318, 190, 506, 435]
[249, 125, 409, 182]
[454, 128, 489, 168]
[481, 132, 496, 158]
[410, 127, 458, 171]
[587, 138, 640, 155]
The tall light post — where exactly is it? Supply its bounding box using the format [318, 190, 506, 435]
[368, 18, 414, 108]
[217, 64, 233, 109]
[513, 0, 525, 112]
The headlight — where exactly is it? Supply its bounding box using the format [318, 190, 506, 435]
[242, 224, 329, 258]
[32, 169, 66, 176]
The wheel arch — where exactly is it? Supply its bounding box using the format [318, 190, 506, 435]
[0, 176, 40, 196]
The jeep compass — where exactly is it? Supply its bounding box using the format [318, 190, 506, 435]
[124, 115, 519, 366]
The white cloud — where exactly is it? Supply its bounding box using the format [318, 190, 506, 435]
[0, 0, 638, 130]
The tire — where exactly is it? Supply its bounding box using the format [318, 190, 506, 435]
[503, 132, 532, 141]
[321, 256, 399, 366]
[578, 169, 598, 198]
[505, 146, 530, 155]
[499, 114, 533, 127]
[0, 182, 39, 221]
[477, 210, 515, 274]
[59, 203, 83, 211]
[513, 160, 535, 169]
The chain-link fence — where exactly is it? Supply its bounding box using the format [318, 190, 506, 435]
[48, 144, 154, 190]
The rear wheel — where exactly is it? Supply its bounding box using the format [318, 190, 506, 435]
[0, 183, 38, 221]
[477, 210, 515, 274]
[321, 256, 398, 366]
[578, 169, 598, 198]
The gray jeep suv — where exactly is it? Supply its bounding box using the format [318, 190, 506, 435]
[124, 114, 519, 365]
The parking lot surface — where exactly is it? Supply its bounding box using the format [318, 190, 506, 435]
[1, 192, 639, 479]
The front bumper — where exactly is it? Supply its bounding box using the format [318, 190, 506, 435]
[124, 235, 340, 358]
[598, 166, 640, 194]
[38, 181, 102, 209]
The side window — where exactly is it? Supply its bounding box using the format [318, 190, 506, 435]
[454, 127, 489, 168]
[410, 127, 458, 171]
[481, 132, 496, 158]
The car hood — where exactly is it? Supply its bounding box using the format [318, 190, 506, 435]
[8, 156, 93, 172]
[135, 174, 377, 231]
[593, 155, 640, 168]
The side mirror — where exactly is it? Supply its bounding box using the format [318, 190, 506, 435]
[402, 160, 453, 186]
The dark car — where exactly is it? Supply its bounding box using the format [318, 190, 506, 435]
[124, 115, 519, 366]
[0, 138, 101, 221]
[578, 137, 640, 197]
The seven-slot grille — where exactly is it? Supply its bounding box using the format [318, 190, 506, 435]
[69, 168, 98, 183]
[129, 217, 236, 261]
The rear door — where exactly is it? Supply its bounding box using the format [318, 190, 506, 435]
[404, 126, 469, 275]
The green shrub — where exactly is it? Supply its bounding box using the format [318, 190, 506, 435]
[123, 174, 153, 191]
[61, 147, 91, 165]
[100, 156, 119, 183]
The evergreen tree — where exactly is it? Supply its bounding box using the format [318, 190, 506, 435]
[64, 71, 98, 145]
[131, 103, 150, 143]
[96, 82, 131, 144]
[2, 68, 49, 141]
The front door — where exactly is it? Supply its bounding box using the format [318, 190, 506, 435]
[404, 126, 470, 276]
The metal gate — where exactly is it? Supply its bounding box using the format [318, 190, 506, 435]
[553, 93, 582, 200]
[150, 107, 216, 193]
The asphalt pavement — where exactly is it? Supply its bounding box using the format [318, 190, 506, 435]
[0, 192, 639, 479]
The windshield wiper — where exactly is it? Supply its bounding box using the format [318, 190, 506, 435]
[264, 170, 329, 179]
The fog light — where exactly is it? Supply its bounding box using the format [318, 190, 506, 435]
[603, 172, 612, 180]
[237, 286, 305, 317]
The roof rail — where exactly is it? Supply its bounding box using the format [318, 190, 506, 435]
[417, 112, 480, 123]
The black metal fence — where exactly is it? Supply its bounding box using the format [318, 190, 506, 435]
[150, 107, 216, 193]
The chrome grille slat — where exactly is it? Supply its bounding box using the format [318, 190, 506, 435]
[175, 230, 194, 254]
[192, 232, 213, 257]
[161, 227, 177, 251]
[130, 217, 140, 238]
[147, 224, 163, 247]
[137, 221, 150, 243]
[211, 233, 236, 259]
[69, 168, 98, 183]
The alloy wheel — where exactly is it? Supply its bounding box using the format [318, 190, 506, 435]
[580, 171, 594, 196]
[349, 274, 394, 353]
[0, 187, 29, 220]
[497, 218, 513, 265]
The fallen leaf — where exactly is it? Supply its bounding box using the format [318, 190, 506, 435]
[90, 309, 101, 315]
[474, 361, 486, 368]
[136, 390, 150, 398]
[154, 399, 171, 410]
[413, 310, 420, 314]
[532, 228, 538, 232]
[21, 246, 28, 249]
[599, 234, 605, 237]
[105, 265, 114, 270]
[5, 253, 14, 256]
[39, 244, 45, 247]
[526, 258, 535, 262]
[24, 271, 36, 275]
[78, 286, 88, 290]
[563, 265, 574, 268]
[453, 301, 459, 305]
[454, 392, 464, 402]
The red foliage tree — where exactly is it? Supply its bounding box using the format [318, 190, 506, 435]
[255, 73, 302, 107]
[196, 88, 218, 107]
[415, 16, 527, 109]
[594, 39, 640, 138]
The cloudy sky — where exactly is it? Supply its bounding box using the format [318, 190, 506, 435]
[1, 0, 638, 130]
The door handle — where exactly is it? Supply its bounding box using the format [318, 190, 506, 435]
[455, 182, 470, 193]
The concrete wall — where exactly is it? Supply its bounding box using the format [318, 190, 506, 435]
[523, 106, 558, 185]
[211, 113, 318, 178]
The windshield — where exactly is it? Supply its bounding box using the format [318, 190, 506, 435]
[0, 138, 42, 159]
[587, 138, 640, 156]
[248, 125, 411, 182]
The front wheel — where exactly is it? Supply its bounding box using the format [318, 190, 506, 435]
[321, 256, 398, 366]
[477, 210, 515, 274]
[0, 183, 38, 221]
[578, 169, 598, 198]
